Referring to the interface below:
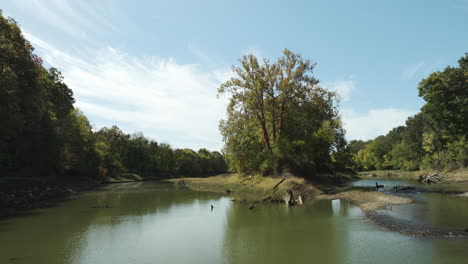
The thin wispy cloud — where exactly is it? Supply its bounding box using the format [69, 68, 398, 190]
[26, 32, 231, 151]
[12, 0, 116, 39]
[323, 79, 356, 102]
[402, 61, 425, 80]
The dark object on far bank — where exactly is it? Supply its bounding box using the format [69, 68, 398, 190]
[211, 205, 214, 211]
[248, 204, 255, 210]
[375, 182, 385, 189]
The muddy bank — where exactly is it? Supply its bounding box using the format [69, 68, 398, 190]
[0, 179, 99, 217]
[358, 169, 468, 183]
[366, 211, 468, 238]
[317, 189, 412, 212]
[168, 173, 322, 205]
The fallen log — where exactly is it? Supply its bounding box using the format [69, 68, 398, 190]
[240, 175, 252, 183]
[272, 178, 286, 190]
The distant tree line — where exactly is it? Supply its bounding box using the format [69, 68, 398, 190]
[344, 54, 468, 171]
[0, 12, 227, 180]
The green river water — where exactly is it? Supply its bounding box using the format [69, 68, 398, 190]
[1, 181, 468, 264]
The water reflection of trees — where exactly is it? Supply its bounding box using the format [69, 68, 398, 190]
[88, 182, 223, 222]
[221, 200, 344, 264]
[0, 182, 223, 264]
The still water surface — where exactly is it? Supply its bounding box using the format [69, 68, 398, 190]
[351, 178, 468, 229]
[1, 181, 468, 264]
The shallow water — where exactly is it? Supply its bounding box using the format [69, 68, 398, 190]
[1, 181, 468, 264]
[351, 178, 468, 231]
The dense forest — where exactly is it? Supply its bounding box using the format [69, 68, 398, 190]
[1, 11, 466, 183]
[0, 12, 227, 181]
[345, 54, 468, 172]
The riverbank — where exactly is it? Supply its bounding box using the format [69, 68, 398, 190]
[167, 173, 412, 211]
[0, 178, 99, 217]
[167, 173, 322, 203]
[316, 189, 412, 212]
[0, 173, 163, 217]
[358, 168, 468, 182]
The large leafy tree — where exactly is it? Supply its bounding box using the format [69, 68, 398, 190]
[219, 49, 343, 176]
[418, 54, 468, 139]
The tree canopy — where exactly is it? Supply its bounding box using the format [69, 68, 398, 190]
[219, 49, 345, 176]
[349, 54, 468, 171]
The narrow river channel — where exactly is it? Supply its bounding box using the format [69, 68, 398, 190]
[1, 181, 468, 264]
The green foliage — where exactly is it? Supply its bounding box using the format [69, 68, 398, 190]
[219, 49, 344, 176]
[418, 54, 468, 140]
[348, 54, 468, 172]
[0, 12, 227, 180]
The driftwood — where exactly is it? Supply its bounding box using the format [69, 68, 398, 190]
[240, 176, 252, 183]
[296, 195, 303, 205]
[418, 172, 442, 184]
[286, 189, 296, 205]
[283, 189, 303, 205]
[273, 178, 286, 190]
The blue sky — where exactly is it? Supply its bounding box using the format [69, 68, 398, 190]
[1, 0, 467, 150]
